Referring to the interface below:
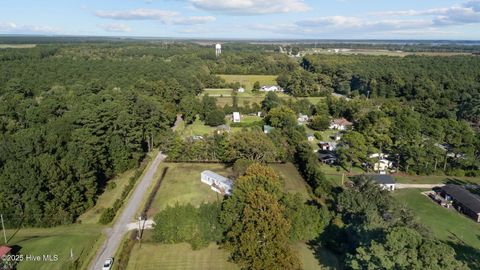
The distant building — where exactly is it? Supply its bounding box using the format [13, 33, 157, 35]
[263, 125, 274, 134]
[319, 141, 337, 151]
[438, 184, 480, 223]
[332, 132, 342, 141]
[237, 87, 245, 93]
[201, 170, 232, 195]
[215, 44, 222, 57]
[233, 112, 241, 123]
[215, 124, 231, 135]
[297, 113, 309, 124]
[369, 153, 394, 174]
[260, 85, 283, 92]
[330, 118, 353, 130]
[318, 152, 338, 165]
[307, 134, 315, 142]
[369, 174, 396, 191]
[0, 245, 12, 258]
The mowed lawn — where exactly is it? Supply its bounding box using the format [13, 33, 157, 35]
[148, 163, 232, 215]
[127, 243, 237, 270]
[272, 163, 311, 200]
[6, 224, 102, 270]
[393, 189, 480, 250]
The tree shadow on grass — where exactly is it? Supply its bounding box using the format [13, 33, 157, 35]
[446, 240, 480, 270]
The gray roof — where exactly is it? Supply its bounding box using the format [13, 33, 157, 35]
[369, 174, 396, 184]
[441, 184, 480, 213]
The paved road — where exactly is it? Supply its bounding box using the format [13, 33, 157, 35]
[89, 152, 166, 270]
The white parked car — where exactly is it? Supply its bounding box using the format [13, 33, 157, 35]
[102, 257, 114, 270]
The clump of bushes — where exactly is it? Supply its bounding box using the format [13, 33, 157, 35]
[152, 202, 224, 250]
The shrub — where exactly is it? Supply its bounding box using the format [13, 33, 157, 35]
[99, 208, 115, 224]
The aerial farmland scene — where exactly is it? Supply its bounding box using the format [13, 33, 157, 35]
[0, 1, 480, 270]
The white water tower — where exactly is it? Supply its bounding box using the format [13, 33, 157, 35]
[215, 43, 222, 57]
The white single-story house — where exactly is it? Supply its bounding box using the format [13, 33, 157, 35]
[369, 174, 396, 191]
[237, 87, 245, 93]
[298, 113, 309, 124]
[260, 85, 283, 92]
[319, 141, 338, 151]
[233, 112, 241, 123]
[369, 153, 394, 174]
[329, 118, 353, 130]
[201, 170, 233, 195]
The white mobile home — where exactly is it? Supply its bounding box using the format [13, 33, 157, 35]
[201, 170, 233, 195]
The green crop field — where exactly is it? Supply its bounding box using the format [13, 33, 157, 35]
[393, 189, 480, 260]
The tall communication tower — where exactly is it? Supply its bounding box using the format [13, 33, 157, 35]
[215, 44, 222, 57]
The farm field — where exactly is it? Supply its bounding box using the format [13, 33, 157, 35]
[393, 189, 480, 264]
[0, 44, 37, 48]
[219, 74, 277, 92]
[303, 48, 473, 57]
[203, 88, 233, 96]
[6, 224, 102, 270]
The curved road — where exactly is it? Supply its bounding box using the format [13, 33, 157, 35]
[89, 152, 166, 270]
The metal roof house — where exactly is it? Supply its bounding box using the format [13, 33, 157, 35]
[439, 184, 480, 223]
[201, 170, 233, 195]
[369, 174, 396, 191]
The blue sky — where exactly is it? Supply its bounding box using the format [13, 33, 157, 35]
[0, 0, 479, 39]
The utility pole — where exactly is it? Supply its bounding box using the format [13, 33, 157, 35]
[1, 214, 7, 244]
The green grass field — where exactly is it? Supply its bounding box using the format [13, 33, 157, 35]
[393, 189, 480, 250]
[148, 163, 232, 216]
[219, 74, 278, 92]
[5, 224, 102, 270]
[272, 163, 311, 200]
[127, 243, 237, 270]
[203, 88, 234, 96]
[393, 174, 480, 184]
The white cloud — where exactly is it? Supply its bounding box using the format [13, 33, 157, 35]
[189, 0, 310, 15]
[369, 0, 480, 26]
[0, 22, 60, 34]
[98, 23, 132, 33]
[95, 9, 177, 22]
[94, 9, 215, 25]
[173, 16, 216, 25]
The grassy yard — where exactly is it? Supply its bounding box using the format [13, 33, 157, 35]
[393, 189, 480, 250]
[272, 163, 311, 200]
[127, 243, 237, 270]
[5, 224, 102, 270]
[393, 174, 480, 185]
[148, 163, 232, 216]
[177, 117, 217, 138]
[295, 242, 341, 270]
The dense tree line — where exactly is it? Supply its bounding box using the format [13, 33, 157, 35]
[0, 44, 227, 227]
[297, 54, 480, 127]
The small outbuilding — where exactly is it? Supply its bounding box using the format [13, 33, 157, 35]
[369, 174, 396, 191]
[263, 125, 274, 134]
[201, 170, 233, 195]
[237, 87, 245, 93]
[233, 112, 241, 123]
